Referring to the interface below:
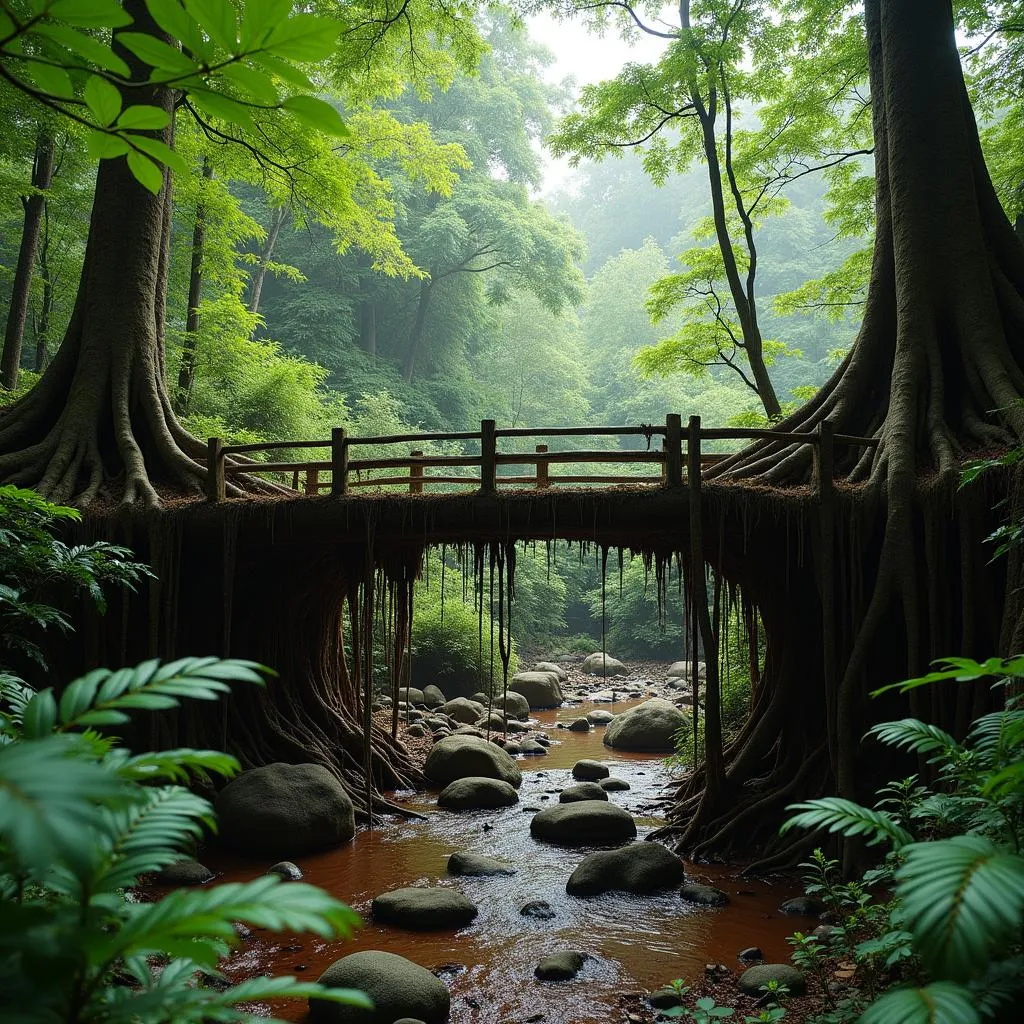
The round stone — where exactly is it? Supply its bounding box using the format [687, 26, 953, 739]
[738, 964, 806, 997]
[371, 887, 478, 930]
[559, 782, 608, 803]
[530, 800, 637, 846]
[571, 759, 610, 781]
[566, 842, 685, 897]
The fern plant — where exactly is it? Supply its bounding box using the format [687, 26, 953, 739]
[781, 658, 1024, 1024]
[0, 657, 371, 1024]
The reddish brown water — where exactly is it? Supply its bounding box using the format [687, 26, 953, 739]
[203, 700, 810, 1022]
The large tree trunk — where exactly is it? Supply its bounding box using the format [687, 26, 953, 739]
[403, 277, 433, 382]
[359, 299, 377, 356]
[669, 0, 1024, 866]
[32, 202, 55, 373]
[247, 205, 286, 318]
[0, 0, 207, 505]
[1, 133, 55, 391]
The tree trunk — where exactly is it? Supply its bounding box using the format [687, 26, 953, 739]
[175, 159, 213, 415]
[32, 203, 54, 373]
[359, 299, 377, 356]
[0, 0, 208, 505]
[247, 205, 286, 317]
[1, 133, 55, 391]
[404, 277, 433, 382]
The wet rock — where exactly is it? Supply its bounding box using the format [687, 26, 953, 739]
[517, 738, 548, 756]
[399, 687, 426, 706]
[738, 964, 806, 997]
[371, 887, 478, 930]
[535, 951, 588, 981]
[442, 697, 487, 724]
[559, 782, 608, 803]
[447, 851, 516, 877]
[600, 777, 631, 792]
[567, 717, 591, 732]
[405, 723, 427, 738]
[520, 900, 556, 920]
[216, 763, 355, 859]
[506, 719, 532, 733]
[425, 735, 522, 788]
[422, 684, 447, 707]
[509, 671, 563, 709]
[680, 883, 729, 907]
[604, 698, 691, 753]
[666, 661, 706, 681]
[648, 988, 684, 1009]
[497, 691, 531, 720]
[475, 711, 508, 731]
[571, 759, 610, 781]
[267, 860, 303, 881]
[534, 735, 552, 746]
[392, 1019, 428, 1024]
[738, 947, 764, 963]
[309, 950, 450, 1024]
[504, 743, 523, 755]
[566, 842, 685, 897]
[779, 896, 825, 916]
[531, 800, 637, 846]
[586, 709, 614, 725]
[154, 858, 213, 886]
[534, 661, 569, 681]
[581, 653, 627, 677]
[437, 777, 519, 811]
[812, 924, 840, 941]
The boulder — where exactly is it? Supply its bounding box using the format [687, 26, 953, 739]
[399, 687, 426, 706]
[581, 653, 627, 677]
[452, 725, 486, 738]
[587, 709, 614, 725]
[442, 697, 486, 724]
[666, 660, 706, 680]
[475, 711, 508, 731]
[779, 896, 825, 916]
[447, 851, 515, 877]
[535, 951, 588, 981]
[738, 964, 806, 997]
[520, 900, 556, 920]
[738, 947, 764, 963]
[215, 763, 355, 859]
[649, 988, 684, 1010]
[266, 860, 303, 881]
[425, 735, 522, 788]
[497, 691, 530, 719]
[154, 859, 212, 886]
[405, 723, 427, 738]
[309, 950, 450, 1024]
[600, 777, 631, 792]
[559, 782, 608, 803]
[566, 842, 685, 897]
[680, 883, 729, 907]
[567, 717, 591, 732]
[506, 719, 532, 733]
[530, 801, 637, 846]
[603, 698, 690, 753]
[421, 684, 447, 707]
[371, 887, 478, 930]
[516, 738, 548, 756]
[534, 661, 569, 681]
[436, 776, 520, 811]
[509, 671, 563, 709]
[571, 759, 610, 781]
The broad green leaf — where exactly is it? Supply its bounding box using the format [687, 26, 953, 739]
[860, 982, 979, 1024]
[282, 95, 348, 137]
[190, 89, 256, 130]
[219, 62, 279, 104]
[29, 63, 75, 100]
[127, 150, 164, 194]
[145, 0, 196, 42]
[84, 75, 122, 127]
[49, 0, 133, 27]
[85, 129, 132, 160]
[263, 13, 339, 61]
[242, 0, 294, 48]
[116, 104, 171, 130]
[33, 23, 130, 77]
[183, 0, 237, 52]
[251, 51, 313, 90]
[129, 135, 189, 175]
[117, 32, 197, 75]
[22, 689, 57, 739]
[782, 797, 913, 849]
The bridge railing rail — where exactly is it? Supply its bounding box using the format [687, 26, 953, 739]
[205, 415, 879, 501]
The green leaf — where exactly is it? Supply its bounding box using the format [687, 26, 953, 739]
[263, 13, 339, 61]
[868, 719, 959, 758]
[84, 75, 122, 127]
[897, 837, 1024, 981]
[85, 129, 131, 161]
[219, 62, 279, 104]
[116, 104, 171, 130]
[282, 95, 348, 137]
[49, 0, 133, 27]
[251, 51, 313, 89]
[129, 135, 190, 175]
[782, 797, 914, 849]
[127, 150, 164, 194]
[860, 982, 979, 1024]
[241, 0, 294, 48]
[189, 88, 256, 130]
[29, 63, 75, 100]
[145, 0, 209, 58]
[183, 0, 237, 52]
[33, 23, 131, 77]
[117, 32, 197, 75]
[21, 690, 57, 739]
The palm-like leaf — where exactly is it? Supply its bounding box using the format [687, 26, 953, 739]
[781, 797, 914, 849]
[106, 747, 240, 783]
[859, 982, 979, 1024]
[868, 719, 959, 759]
[896, 836, 1024, 981]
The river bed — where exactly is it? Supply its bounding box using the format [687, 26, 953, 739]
[204, 699, 809, 1023]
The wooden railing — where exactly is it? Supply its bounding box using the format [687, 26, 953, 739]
[205, 415, 879, 501]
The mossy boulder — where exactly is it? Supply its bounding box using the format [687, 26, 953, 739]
[447, 851, 515, 877]
[559, 782, 608, 803]
[530, 800, 637, 846]
[436, 776, 519, 810]
[680, 883, 729, 907]
[154, 859, 213, 886]
[581, 653, 627, 676]
[603, 698, 690, 753]
[738, 964, 806, 997]
[399, 687, 426, 706]
[535, 951, 588, 981]
[534, 661, 569, 680]
[497, 691, 530, 719]
[371, 887, 478, 930]
[309, 950, 450, 1024]
[571, 759, 610, 781]
[566, 843, 685, 897]
[424, 735, 522, 788]
[508, 671, 563, 709]
[442, 697, 486, 724]
[215, 763, 355, 859]
[421, 684, 447, 707]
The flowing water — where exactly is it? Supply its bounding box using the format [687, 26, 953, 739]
[203, 699, 810, 1022]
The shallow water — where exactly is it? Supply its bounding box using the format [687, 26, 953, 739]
[206, 699, 811, 1022]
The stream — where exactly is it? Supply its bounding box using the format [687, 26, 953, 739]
[205, 699, 808, 1023]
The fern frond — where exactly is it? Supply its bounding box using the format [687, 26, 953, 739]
[106, 748, 240, 784]
[859, 982, 979, 1024]
[871, 656, 1024, 697]
[782, 797, 913, 849]
[896, 836, 1024, 982]
[868, 719, 959, 759]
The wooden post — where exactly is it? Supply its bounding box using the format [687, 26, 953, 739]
[409, 450, 424, 494]
[665, 413, 683, 487]
[330, 427, 348, 496]
[305, 467, 320, 495]
[206, 437, 225, 502]
[535, 444, 549, 489]
[291, 469, 300, 491]
[480, 419, 496, 493]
